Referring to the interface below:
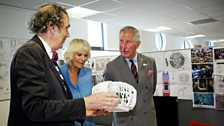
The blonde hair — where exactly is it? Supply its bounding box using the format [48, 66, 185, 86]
[119, 26, 140, 44]
[64, 39, 91, 63]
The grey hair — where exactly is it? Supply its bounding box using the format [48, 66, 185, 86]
[119, 26, 140, 43]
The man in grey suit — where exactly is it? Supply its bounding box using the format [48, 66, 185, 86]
[104, 26, 157, 126]
[8, 4, 119, 126]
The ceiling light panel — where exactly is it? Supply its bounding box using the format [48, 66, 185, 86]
[67, 6, 101, 18]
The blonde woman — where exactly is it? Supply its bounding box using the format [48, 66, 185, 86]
[60, 39, 94, 126]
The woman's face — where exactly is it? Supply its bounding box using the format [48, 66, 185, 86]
[71, 50, 89, 69]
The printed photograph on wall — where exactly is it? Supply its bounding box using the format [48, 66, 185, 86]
[193, 92, 214, 108]
[191, 48, 213, 63]
[214, 48, 224, 60]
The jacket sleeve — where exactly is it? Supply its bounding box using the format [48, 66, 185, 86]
[152, 58, 157, 94]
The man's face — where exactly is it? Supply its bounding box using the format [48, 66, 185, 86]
[53, 13, 70, 50]
[119, 31, 140, 59]
[71, 50, 89, 69]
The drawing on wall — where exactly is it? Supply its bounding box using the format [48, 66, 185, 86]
[168, 70, 192, 84]
[0, 37, 27, 101]
[169, 52, 185, 68]
[85, 55, 117, 85]
[176, 85, 193, 100]
[163, 49, 191, 71]
[213, 63, 224, 75]
[154, 84, 193, 99]
[87, 49, 193, 100]
[211, 46, 224, 110]
[214, 74, 224, 94]
[93, 57, 113, 72]
[215, 94, 224, 110]
[145, 49, 192, 99]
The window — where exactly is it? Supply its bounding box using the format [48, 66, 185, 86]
[181, 40, 193, 49]
[155, 32, 166, 51]
[87, 20, 104, 50]
[208, 41, 214, 47]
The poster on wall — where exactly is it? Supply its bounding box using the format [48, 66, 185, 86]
[144, 49, 193, 100]
[0, 37, 27, 101]
[212, 47, 224, 110]
[86, 49, 196, 100]
[191, 47, 224, 110]
[191, 47, 215, 108]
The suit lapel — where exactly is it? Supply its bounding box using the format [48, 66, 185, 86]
[31, 35, 63, 83]
[137, 53, 153, 92]
[116, 56, 138, 89]
[31, 35, 72, 98]
[137, 54, 149, 90]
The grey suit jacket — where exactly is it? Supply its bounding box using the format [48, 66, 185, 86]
[104, 53, 157, 126]
[8, 35, 86, 126]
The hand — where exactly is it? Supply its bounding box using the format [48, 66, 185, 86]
[86, 109, 110, 116]
[84, 92, 119, 116]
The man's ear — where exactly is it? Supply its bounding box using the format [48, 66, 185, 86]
[48, 22, 57, 34]
[136, 41, 141, 49]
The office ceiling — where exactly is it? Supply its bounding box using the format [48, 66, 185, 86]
[1, 0, 224, 42]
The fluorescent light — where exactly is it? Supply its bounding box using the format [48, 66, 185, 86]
[210, 40, 217, 43]
[145, 26, 172, 32]
[145, 28, 161, 32]
[185, 34, 205, 39]
[209, 39, 224, 43]
[67, 6, 101, 18]
[218, 39, 224, 42]
[157, 26, 172, 30]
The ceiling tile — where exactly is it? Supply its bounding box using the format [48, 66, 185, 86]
[82, 0, 126, 12]
[83, 13, 117, 22]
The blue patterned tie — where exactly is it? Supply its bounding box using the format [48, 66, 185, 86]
[130, 59, 139, 83]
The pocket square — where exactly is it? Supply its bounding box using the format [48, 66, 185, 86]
[147, 69, 153, 76]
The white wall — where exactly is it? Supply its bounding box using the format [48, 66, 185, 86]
[166, 35, 184, 50]
[0, 4, 202, 126]
[0, 5, 33, 39]
[139, 30, 157, 52]
[65, 18, 89, 46]
[0, 100, 10, 126]
[103, 23, 121, 50]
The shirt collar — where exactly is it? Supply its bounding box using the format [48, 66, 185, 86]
[125, 53, 138, 63]
[37, 36, 52, 59]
